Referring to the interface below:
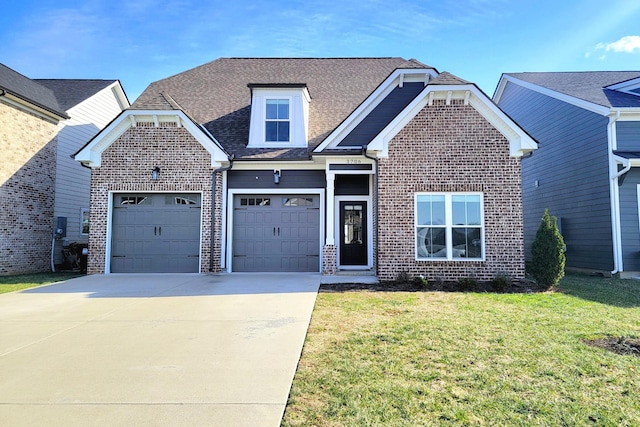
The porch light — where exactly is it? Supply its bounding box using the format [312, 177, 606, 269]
[274, 169, 281, 184]
[152, 166, 161, 181]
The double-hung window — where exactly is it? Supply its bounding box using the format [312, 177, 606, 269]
[265, 99, 290, 142]
[415, 193, 484, 260]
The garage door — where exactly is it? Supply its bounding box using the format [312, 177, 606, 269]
[233, 194, 320, 272]
[111, 193, 201, 273]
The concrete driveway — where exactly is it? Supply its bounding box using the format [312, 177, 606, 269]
[0, 273, 320, 427]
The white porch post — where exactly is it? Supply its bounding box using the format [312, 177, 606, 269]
[326, 172, 335, 245]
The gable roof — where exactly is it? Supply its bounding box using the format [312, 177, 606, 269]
[132, 57, 433, 159]
[35, 79, 120, 111]
[501, 71, 640, 109]
[0, 63, 68, 119]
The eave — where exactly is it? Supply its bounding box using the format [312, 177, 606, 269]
[74, 109, 229, 168]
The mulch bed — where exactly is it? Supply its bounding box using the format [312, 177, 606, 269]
[320, 279, 549, 294]
[584, 337, 640, 357]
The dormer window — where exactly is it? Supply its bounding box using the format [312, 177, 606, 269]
[248, 84, 310, 148]
[266, 98, 290, 142]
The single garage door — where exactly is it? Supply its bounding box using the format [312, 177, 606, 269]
[233, 194, 320, 272]
[111, 193, 201, 273]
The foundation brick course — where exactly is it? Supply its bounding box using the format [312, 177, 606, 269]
[87, 124, 214, 274]
[376, 100, 525, 282]
[0, 102, 58, 275]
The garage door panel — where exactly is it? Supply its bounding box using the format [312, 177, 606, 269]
[233, 194, 320, 272]
[111, 193, 201, 273]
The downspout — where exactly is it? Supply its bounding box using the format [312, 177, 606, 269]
[362, 146, 379, 273]
[608, 110, 622, 275]
[209, 155, 234, 272]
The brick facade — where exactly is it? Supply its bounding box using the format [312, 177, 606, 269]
[0, 102, 58, 275]
[376, 100, 525, 282]
[87, 123, 214, 274]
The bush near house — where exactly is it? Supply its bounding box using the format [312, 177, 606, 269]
[530, 209, 566, 288]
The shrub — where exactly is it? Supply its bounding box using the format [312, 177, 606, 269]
[530, 209, 566, 289]
[413, 275, 429, 289]
[492, 271, 512, 292]
[396, 270, 411, 284]
[457, 276, 477, 291]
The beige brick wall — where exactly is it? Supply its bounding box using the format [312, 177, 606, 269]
[377, 100, 525, 282]
[0, 102, 58, 275]
[87, 123, 214, 274]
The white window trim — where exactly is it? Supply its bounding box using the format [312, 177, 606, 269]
[414, 192, 485, 261]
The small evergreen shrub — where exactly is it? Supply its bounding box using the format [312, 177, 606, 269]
[492, 271, 512, 292]
[457, 276, 477, 291]
[413, 275, 429, 289]
[396, 270, 411, 284]
[530, 209, 566, 289]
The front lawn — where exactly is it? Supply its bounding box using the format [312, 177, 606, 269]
[282, 274, 640, 426]
[0, 272, 82, 294]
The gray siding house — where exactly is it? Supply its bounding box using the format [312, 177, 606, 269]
[494, 71, 640, 277]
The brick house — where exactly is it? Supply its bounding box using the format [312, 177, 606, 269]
[75, 58, 536, 281]
[0, 63, 128, 275]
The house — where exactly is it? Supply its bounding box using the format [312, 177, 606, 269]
[494, 71, 640, 277]
[0, 63, 129, 275]
[75, 58, 536, 281]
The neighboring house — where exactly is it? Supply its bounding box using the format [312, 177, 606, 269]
[494, 71, 640, 277]
[0, 63, 129, 275]
[75, 58, 536, 281]
[36, 79, 130, 269]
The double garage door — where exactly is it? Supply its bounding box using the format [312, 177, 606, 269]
[111, 193, 201, 273]
[232, 194, 320, 272]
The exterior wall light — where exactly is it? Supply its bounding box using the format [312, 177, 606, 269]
[274, 169, 281, 184]
[152, 166, 161, 181]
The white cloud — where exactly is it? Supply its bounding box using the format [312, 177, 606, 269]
[596, 35, 640, 53]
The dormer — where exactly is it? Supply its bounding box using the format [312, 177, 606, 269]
[606, 77, 640, 96]
[247, 84, 311, 148]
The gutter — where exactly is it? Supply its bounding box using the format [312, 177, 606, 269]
[209, 155, 234, 272]
[608, 111, 622, 275]
[362, 145, 379, 274]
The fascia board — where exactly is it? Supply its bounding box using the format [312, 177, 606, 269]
[612, 108, 640, 121]
[313, 68, 438, 152]
[369, 84, 538, 158]
[497, 75, 610, 116]
[0, 92, 68, 122]
[74, 110, 228, 168]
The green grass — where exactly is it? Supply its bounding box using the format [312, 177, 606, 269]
[282, 274, 640, 426]
[0, 272, 82, 294]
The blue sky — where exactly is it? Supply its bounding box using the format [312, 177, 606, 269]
[2, 0, 639, 102]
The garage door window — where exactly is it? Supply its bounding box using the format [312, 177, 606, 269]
[166, 195, 200, 205]
[240, 197, 271, 206]
[120, 196, 151, 205]
[283, 197, 313, 206]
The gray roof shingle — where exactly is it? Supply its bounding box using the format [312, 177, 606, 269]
[0, 63, 67, 118]
[505, 71, 640, 108]
[35, 79, 118, 111]
[132, 57, 434, 159]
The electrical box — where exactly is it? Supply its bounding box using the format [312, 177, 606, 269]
[55, 216, 67, 238]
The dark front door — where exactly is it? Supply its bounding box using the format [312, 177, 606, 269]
[339, 201, 367, 266]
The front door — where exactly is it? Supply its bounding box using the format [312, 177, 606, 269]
[339, 201, 367, 266]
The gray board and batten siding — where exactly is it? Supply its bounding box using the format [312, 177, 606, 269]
[617, 121, 640, 152]
[497, 81, 614, 271]
[338, 82, 425, 147]
[619, 168, 640, 271]
[227, 170, 325, 189]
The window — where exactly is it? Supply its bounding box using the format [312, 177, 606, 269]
[80, 208, 90, 235]
[282, 197, 313, 207]
[265, 99, 290, 142]
[415, 193, 483, 260]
